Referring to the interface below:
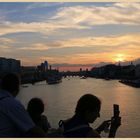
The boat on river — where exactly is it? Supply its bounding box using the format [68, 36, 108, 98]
[80, 76, 87, 79]
[46, 79, 62, 84]
[105, 77, 110, 80]
[22, 85, 28, 88]
[46, 75, 62, 85]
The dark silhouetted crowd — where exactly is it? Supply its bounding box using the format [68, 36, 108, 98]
[0, 73, 121, 137]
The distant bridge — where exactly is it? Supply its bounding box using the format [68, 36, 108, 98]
[60, 71, 89, 77]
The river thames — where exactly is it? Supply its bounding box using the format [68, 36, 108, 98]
[17, 77, 140, 138]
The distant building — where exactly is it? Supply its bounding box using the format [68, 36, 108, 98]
[49, 65, 52, 70]
[91, 64, 122, 79]
[8, 58, 20, 73]
[21, 66, 36, 75]
[121, 64, 135, 78]
[0, 57, 21, 76]
[103, 64, 120, 78]
[21, 66, 37, 83]
[44, 61, 48, 70]
[0, 58, 8, 73]
[37, 61, 49, 72]
[135, 64, 140, 78]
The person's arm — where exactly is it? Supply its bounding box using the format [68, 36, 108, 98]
[108, 116, 121, 138]
[95, 120, 111, 134]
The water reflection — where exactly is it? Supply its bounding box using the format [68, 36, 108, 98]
[17, 77, 140, 137]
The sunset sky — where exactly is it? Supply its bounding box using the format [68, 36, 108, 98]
[0, 2, 140, 70]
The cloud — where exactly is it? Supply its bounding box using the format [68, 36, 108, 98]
[0, 3, 140, 37]
[4, 33, 140, 56]
[51, 3, 140, 26]
[31, 33, 140, 64]
[0, 9, 19, 23]
[0, 44, 11, 53]
[19, 43, 49, 51]
[0, 45, 10, 49]
[1, 32, 140, 58]
[45, 34, 140, 51]
[38, 52, 113, 65]
[0, 22, 52, 36]
[26, 3, 63, 11]
[0, 9, 8, 22]
[0, 37, 16, 44]
[113, 3, 140, 9]
[1, 3, 140, 66]
[0, 14, 6, 22]
[0, 37, 15, 52]
[0, 20, 86, 36]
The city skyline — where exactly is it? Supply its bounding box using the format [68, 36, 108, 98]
[0, 2, 140, 70]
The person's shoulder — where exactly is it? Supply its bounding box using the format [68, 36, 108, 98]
[87, 128, 101, 138]
[3, 96, 25, 111]
[7, 96, 22, 105]
[0, 89, 11, 99]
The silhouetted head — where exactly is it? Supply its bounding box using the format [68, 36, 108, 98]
[1, 73, 20, 97]
[75, 94, 101, 123]
[27, 98, 44, 117]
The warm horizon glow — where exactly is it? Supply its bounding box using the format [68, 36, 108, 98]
[114, 54, 126, 62]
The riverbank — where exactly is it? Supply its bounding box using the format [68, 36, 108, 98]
[119, 79, 140, 88]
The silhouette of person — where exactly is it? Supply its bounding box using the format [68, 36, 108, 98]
[27, 98, 51, 132]
[59, 94, 121, 138]
[0, 73, 45, 137]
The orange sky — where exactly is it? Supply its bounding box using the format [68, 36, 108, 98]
[0, 3, 140, 67]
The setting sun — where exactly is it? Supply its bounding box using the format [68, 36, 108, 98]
[115, 54, 126, 62]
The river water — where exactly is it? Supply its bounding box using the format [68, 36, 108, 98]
[17, 77, 140, 138]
